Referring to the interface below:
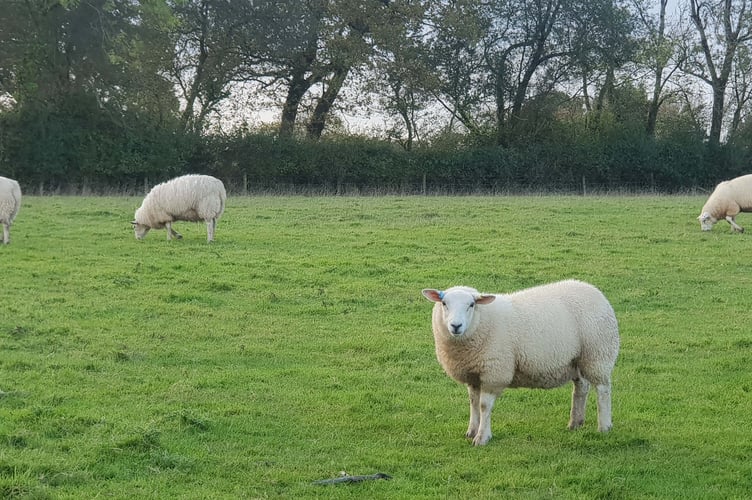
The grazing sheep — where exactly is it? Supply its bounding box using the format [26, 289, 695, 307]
[132, 174, 226, 242]
[422, 280, 619, 446]
[0, 176, 21, 244]
[698, 174, 752, 232]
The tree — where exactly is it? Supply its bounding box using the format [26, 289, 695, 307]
[374, 45, 434, 149]
[566, 0, 640, 132]
[423, 0, 637, 145]
[170, 0, 263, 134]
[487, 0, 571, 145]
[0, 0, 184, 186]
[420, 0, 491, 138]
[728, 44, 752, 137]
[253, 0, 419, 139]
[684, 0, 752, 146]
[631, 0, 683, 137]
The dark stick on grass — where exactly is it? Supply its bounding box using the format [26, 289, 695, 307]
[313, 472, 392, 485]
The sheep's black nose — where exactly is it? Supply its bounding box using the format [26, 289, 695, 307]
[450, 323, 462, 334]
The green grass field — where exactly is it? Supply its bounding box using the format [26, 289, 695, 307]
[1, 195, 751, 499]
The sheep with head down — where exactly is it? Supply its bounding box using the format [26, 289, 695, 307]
[422, 280, 619, 446]
[698, 174, 752, 232]
[132, 174, 226, 242]
[0, 175, 22, 244]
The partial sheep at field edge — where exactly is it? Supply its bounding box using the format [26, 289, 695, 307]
[132, 174, 226, 242]
[0, 175, 22, 244]
[698, 174, 752, 232]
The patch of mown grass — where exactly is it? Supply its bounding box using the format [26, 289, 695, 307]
[1, 195, 751, 497]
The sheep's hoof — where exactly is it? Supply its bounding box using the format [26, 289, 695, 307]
[472, 437, 490, 446]
[568, 419, 584, 430]
[472, 433, 491, 446]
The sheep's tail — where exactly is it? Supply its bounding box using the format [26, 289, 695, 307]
[219, 191, 226, 219]
[10, 182, 21, 219]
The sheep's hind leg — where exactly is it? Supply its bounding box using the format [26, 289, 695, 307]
[569, 377, 589, 430]
[594, 381, 613, 432]
[2, 223, 9, 244]
[465, 385, 481, 440]
[206, 219, 216, 242]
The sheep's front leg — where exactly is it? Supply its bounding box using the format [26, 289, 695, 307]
[726, 216, 744, 232]
[472, 391, 498, 446]
[569, 377, 590, 430]
[595, 382, 613, 432]
[2, 223, 9, 244]
[165, 222, 183, 240]
[206, 219, 216, 242]
[466, 385, 481, 440]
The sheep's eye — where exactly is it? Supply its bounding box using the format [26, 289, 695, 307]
[441, 301, 446, 307]
[469, 303, 474, 308]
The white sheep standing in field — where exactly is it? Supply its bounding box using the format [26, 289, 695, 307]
[422, 280, 619, 446]
[132, 174, 226, 242]
[698, 174, 752, 232]
[0, 176, 22, 245]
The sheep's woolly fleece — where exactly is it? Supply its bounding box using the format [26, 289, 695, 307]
[422, 280, 619, 446]
[133, 174, 226, 241]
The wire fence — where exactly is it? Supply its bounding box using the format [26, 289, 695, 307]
[23, 177, 714, 197]
[221, 176, 713, 197]
[22, 171, 713, 196]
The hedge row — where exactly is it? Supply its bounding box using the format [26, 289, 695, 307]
[1, 100, 750, 194]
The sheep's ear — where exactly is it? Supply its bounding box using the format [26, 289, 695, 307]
[422, 289, 443, 302]
[475, 294, 496, 305]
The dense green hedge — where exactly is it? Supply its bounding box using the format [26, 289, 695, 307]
[198, 129, 730, 194]
[0, 94, 189, 194]
[1, 101, 749, 194]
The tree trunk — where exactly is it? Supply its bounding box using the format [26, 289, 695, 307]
[494, 61, 508, 146]
[395, 98, 415, 151]
[645, 0, 668, 138]
[279, 69, 313, 138]
[306, 65, 350, 139]
[180, 0, 210, 134]
[708, 85, 726, 147]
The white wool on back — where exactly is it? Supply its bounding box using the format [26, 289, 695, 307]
[135, 174, 226, 229]
[0, 176, 22, 224]
[701, 174, 752, 219]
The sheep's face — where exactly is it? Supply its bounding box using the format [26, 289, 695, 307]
[422, 287, 496, 337]
[132, 221, 150, 240]
[698, 212, 716, 231]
